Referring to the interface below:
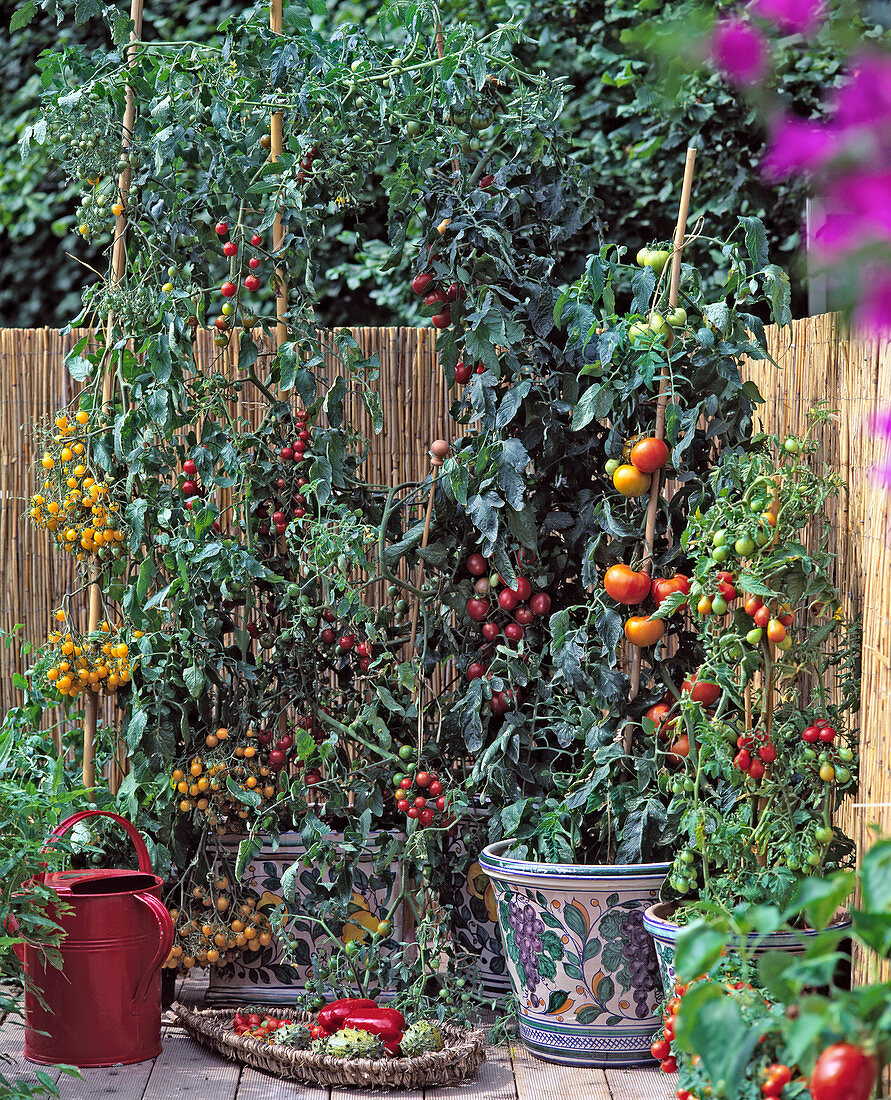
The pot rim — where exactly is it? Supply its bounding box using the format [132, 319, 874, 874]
[480, 839, 672, 878]
[643, 901, 853, 933]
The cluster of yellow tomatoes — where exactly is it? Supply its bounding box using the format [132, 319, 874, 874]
[164, 877, 274, 973]
[172, 728, 281, 828]
[30, 411, 126, 560]
[42, 616, 138, 698]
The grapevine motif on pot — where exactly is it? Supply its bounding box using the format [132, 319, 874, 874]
[497, 883, 662, 1024]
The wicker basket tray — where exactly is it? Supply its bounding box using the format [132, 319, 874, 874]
[169, 1002, 487, 1091]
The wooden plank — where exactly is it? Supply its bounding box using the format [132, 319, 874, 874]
[141, 1034, 240, 1100]
[433, 1042, 516, 1100]
[605, 1066, 675, 1100]
[237, 1064, 329, 1100]
[0, 1014, 63, 1090]
[330, 1086, 422, 1100]
[55, 1059, 156, 1100]
[511, 1040, 611, 1100]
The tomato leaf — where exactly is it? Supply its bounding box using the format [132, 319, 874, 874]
[674, 919, 728, 982]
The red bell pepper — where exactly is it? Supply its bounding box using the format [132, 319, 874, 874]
[343, 1006, 406, 1045]
[317, 997, 379, 1033]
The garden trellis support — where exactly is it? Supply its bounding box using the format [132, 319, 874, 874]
[625, 146, 697, 750]
[83, 0, 144, 790]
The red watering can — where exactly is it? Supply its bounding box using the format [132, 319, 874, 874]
[18, 810, 174, 1067]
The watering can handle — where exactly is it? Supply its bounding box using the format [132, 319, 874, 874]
[132, 891, 175, 1006]
[42, 810, 155, 877]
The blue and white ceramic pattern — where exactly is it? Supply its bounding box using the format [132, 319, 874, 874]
[480, 841, 669, 1067]
[206, 832, 403, 1003]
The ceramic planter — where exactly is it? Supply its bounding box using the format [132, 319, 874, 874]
[480, 841, 669, 1067]
[206, 832, 403, 1004]
[643, 902, 853, 991]
[438, 808, 510, 1000]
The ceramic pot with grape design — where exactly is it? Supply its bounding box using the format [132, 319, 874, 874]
[480, 840, 669, 1067]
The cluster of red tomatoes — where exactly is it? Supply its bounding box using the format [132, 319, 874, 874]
[454, 358, 484, 384]
[643, 673, 720, 767]
[608, 435, 670, 500]
[410, 256, 464, 330]
[216, 222, 264, 300]
[296, 144, 319, 185]
[603, 562, 689, 649]
[735, 594, 794, 649]
[390, 768, 449, 828]
[319, 612, 375, 674]
[732, 730, 777, 781]
[800, 717, 853, 786]
[463, 550, 551, 710]
[232, 1009, 297, 1039]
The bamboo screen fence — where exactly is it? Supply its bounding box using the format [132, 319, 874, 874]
[2, 319, 891, 930]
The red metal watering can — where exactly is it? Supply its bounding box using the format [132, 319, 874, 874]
[19, 809, 174, 1067]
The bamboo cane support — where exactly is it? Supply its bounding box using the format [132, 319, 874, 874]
[270, 0, 287, 349]
[408, 441, 450, 659]
[624, 147, 697, 751]
[83, 0, 144, 790]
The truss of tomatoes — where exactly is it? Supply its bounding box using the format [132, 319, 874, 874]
[463, 550, 551, 713]
[232, 1009, 298, 1040]
[318, 609, 377, 674]
[390, 767, 450, 827]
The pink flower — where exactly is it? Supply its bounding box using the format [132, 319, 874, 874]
[762, 115, 836, 180]
[810, 171, 891, 257]
[856, 272, 891, 334]
[832, 53, 891, 134]
[710, 19, 770, 86]
[751, 0, 825, 35]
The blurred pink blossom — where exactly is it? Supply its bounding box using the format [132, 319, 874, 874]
[810, 171, 891, 257]
[832, 53, 891, 133]
[751, 0, 825, 35]
[710, 19, 770, 85]
[762, 115, 836, 180]
[856, 272, 891, 333]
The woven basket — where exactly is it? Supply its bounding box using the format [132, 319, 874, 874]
[168, 1002, 487, 1091]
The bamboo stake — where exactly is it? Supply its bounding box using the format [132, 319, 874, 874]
[624, 147, 696, 751]
[408, 441, 449, 657]
[270, 0, 287, 349]
[84, 0, 144, 790]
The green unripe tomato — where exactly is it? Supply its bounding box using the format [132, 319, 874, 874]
[784, 437, 801, 454]
[802, 747, 817, 761]
[755, 530, 772, 547]
[746, 627, 764, 645]
[711, 595, 728, 615]
[627, 322, 648, 344]
[648, 311, 670, 337]
[636, 247, 649, 266]
[711, 546, 730, 563]
[644, 249, 671, 276]
[666, 307, 687, 327]
[734, 535, 755, 556]
[682, 778, 694, 792]
[806, 850, 821, 867]
[834, 766, 851, 784]
[605, 458, 622, 476]
[344, 941, 360, 957]
[393, 772, 406, 786]
[377, 920, 392, 937]
[814, 826, 833, 844]
[679, 850, 695, 865]
[837, 746, 853, 762]
[712, 530, 728, 548]
[398, 744, 415, 761]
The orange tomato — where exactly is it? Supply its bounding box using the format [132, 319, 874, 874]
[630, 437, 669, 474]
[613, 464, 651, 497]
[624, 615, 665, 647]
[603, 564, 651, 605]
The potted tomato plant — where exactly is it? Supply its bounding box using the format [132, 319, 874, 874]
[383, 225, 795, 1064]
[640, 423, 859, 1015]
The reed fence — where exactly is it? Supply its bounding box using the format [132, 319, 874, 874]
[2, 318, 891, 952]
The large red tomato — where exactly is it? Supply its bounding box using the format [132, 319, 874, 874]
[810, 1044, 877, 1100]
[630, 437, 669, 474]
[652, 574, 690, 609]
[603, 564, 651, 605]
[681, 675, 721, 707]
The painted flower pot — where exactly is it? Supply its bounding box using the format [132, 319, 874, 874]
[206, 832, 403, 1004]
[439, 808, 510, 1001]
[643, 902, 852, 992]
[480, 841, 669, 1067]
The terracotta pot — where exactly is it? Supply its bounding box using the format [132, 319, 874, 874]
[480, 841, 669, 1067]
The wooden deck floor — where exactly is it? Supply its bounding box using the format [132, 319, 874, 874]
[0, 980, 674, 1100]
